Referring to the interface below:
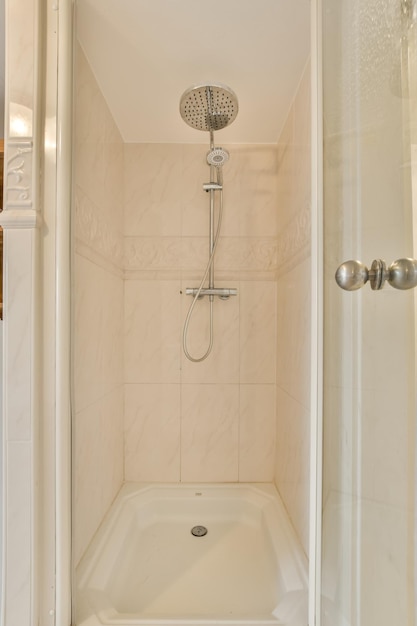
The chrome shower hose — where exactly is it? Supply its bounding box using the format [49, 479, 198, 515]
[182, 182, 224, 362]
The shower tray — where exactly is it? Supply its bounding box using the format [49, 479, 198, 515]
[75, 483, 308, 626]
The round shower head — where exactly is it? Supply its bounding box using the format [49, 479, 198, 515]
[179, 83, 238, 132]
[207, 147, 229, 167]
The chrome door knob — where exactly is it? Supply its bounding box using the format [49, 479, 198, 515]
[335, 260, 369, 291]
[335, 258, 417, 291]
[387, 258, 417, 290]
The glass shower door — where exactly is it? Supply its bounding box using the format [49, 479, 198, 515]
[321, 0, 417, 624]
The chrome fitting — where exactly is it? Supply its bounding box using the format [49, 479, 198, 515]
[203, 182, 223, 192]
[186, 287, 237, 299]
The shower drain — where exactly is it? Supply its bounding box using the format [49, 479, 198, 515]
[191, 525, 208, 537]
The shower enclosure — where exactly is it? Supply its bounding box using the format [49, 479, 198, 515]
[72, 0, 311, 622]
[0, 0, 417, 625]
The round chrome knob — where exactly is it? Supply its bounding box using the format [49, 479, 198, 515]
[335, 260, 369, 291]
[388, 258, 417, 290]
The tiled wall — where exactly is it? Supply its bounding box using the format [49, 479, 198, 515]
[274, 62, 311, 555]
[73, 46, 125, 564]
[73, 46, 312, 562]
[123, 143, 278, 483]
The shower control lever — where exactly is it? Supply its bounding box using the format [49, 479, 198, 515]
[186, 287, 237, 299]
[335, 258, 417, 291]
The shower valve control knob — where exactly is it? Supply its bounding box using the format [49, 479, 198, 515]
[185, 287, 237, 299]
[335, 258, 417, 291]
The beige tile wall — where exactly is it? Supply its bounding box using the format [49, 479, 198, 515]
[73, 45, 312, 561]
[123, 143, 278, 484]
[73, 46, 125, 564]
[274, 61, 311, 556]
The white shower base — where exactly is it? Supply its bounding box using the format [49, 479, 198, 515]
[76, 483, 308, 626]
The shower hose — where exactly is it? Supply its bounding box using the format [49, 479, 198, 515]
[182, 182, 224, 362]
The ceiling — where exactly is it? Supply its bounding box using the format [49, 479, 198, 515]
[76, 0, 310, 144]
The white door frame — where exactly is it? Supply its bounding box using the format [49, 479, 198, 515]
[309, 1, 324, 625]
[0, 0, 73, 624]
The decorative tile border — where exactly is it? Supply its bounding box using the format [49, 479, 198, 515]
[123, 207, 310, 279]
[215, 237, 278, 273]
[276, 205, 311, 276]
[75, 186, 124, 271]
[124, 236, 279, 278]
[124, 236, 182, 272]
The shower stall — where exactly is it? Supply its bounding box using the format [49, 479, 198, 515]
[0, 0, 417, 625]
[72, 1, 311, 622]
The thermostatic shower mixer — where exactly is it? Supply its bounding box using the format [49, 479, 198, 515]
[335, 258, 417, 291]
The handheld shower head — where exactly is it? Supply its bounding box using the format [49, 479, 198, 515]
[207, 147, 229, 167]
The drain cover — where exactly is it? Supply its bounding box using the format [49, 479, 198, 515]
[191, 525, 208, 537]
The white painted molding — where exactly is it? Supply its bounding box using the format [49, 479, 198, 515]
[1, 0, 40, 622]
[4, 140, 33, 209]
[0, 209, 40, 229]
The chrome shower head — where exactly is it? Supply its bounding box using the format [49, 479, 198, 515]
[179, 83, 238, 132]
[207, 147, 229, 167]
